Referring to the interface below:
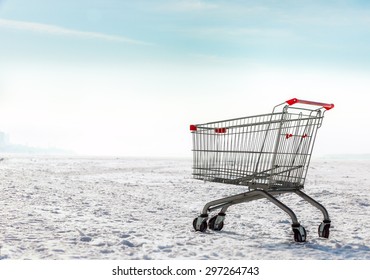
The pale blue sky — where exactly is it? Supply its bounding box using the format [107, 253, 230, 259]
[1, 0, 370, 156]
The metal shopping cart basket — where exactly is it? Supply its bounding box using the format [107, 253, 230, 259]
[190, 98, 334, 242]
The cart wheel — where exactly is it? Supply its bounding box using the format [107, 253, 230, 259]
[208, 215, 224, 231]
[193, 217, 207, 232]
[292, 225, 307, 242]
[318, 221, 331, 238]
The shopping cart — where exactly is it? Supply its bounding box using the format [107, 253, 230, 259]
[190, 98, 334, 242]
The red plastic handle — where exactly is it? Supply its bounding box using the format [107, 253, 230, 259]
[286, 98, 334, 110]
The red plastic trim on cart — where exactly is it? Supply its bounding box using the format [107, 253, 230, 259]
[215, 128, 227, 133]
[286, 98, 334, 110]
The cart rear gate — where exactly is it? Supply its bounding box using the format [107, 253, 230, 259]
[190, 98, 334, 242]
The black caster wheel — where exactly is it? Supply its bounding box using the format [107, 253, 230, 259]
[208, 214, 225, 231]
[318, 220, 331, 238]
[292, 225, 307, 242]
[193, 217, 207, 232]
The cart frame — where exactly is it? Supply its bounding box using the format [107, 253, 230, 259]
[190, 98, 334, 242]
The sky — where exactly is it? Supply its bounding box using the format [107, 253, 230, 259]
[1, 0, 370, 157]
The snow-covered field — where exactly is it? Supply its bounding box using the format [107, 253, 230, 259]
[1, 156, 369, 260]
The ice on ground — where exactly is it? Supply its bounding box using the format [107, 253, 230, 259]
[0, 156, 370, 259]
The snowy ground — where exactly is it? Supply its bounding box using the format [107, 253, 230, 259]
[0, 156, 370, 260]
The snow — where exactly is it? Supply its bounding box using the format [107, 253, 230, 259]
[1, 156, 370, 260]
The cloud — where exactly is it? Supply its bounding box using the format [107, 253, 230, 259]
[194, 26, 294, 38]
[0, 18, 151, 45]
[162, 0, 218, 12]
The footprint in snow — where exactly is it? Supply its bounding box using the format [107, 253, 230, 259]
[118, 239, 145, 248]
[119, 240, 135, 247]
[76, 228, 92, 242]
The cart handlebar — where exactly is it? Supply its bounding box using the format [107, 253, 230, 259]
[286, 98, 334, 110]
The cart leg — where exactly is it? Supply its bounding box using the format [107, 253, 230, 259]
[201, 191, 263, 215]
[254, 191, 306, 242]
[294, 190, 331, 238]
[193, 190, 306, 241]
[213, 190, 300, 224]
[193, 192, 255, 232]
